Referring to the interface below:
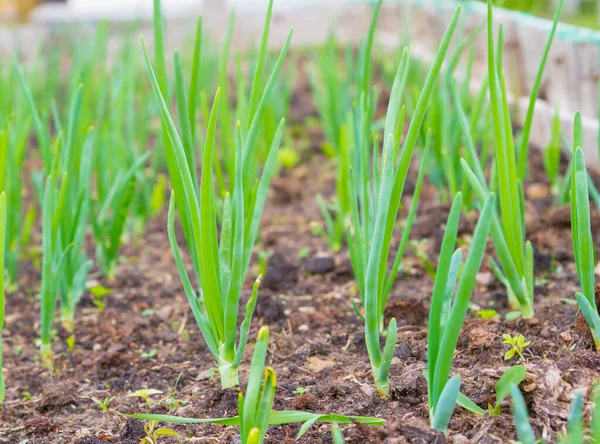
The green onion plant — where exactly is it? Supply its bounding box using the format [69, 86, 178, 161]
[417, 24, 487, 207]
[544, 106, 562, 195]
[570, 112, 600, 351]
[0, 117, 32, 287]
[460, 0, 563, 317]
[346, 6, 462, 396]
[19, 74, 95, 362]
[130, 326, 384, 442]
[142, 0, 292, 387]
[427, 192, 494, 433]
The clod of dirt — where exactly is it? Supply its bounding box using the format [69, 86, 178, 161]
[38, 381, 77, 412]
[201, 388, 240, 418]
[119, 417, 146, 442]
[95, 343, 130, 369]
[464, 323, 499, 350]
[263, 253, 297, 290]
[255, 292, 286, 324]
[304, 254, 335, 274]
[385, 299, 429, 327]
[395, 341, 412, 363]
[314, 379, 352, 399]
[380, 417, 445, 443]
[390, 363, 427, 405]
[291, 393, 318, 410]
[25, 416, 56, 436]
[271, 176, 302, 203]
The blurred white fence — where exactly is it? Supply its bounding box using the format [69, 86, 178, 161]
[3, 0, 600, 163]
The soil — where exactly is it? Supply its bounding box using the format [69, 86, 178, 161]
[2, 62, 600, 444]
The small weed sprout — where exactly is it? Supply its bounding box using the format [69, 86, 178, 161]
[476, 309, 498, 320]
[162, 373, 187, 412]
[487, 365, 526, 416]
[293, 387, 308, 396]
[91, 396, 116, 413]
[128, 389, 163, 409]
[502, 334, 531, 361]
[141, 420, 179, 444]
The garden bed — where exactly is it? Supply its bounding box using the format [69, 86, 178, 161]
[1, 64, 599, 442]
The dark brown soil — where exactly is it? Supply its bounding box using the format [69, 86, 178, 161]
[2, 67, 600, 444]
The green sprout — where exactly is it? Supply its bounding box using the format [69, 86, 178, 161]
[476, 309, 498, 320]
[140, 420, 179, 444]
[511, 380, 600, 444]
[427, 192, 494, 433]
[488, 365, 526, 416]
[91, 395, 116, 413]
[502, 334, 531, 361]
[88, 285, 112, 311]
[293, 387, 308, 396]
[161, 373, 187, 412]
[128, 389, 163, 409]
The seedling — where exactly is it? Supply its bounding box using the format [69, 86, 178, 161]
[476, 309, 498, 320]
[140, 420, 179, 444]
[162, 373, 187, 412]
[0, 120, 30, 286]
[331, 423, 344, 444]
[502, 334, 531, 361]
[130, 327, 384, 443]
[427, 192, 495, 433]
[258, 251, 272, 279]
[91, 152, 149, 279]
[544, 106, 562, 194]
[313, 195, 346, 252]
[293, 387, 308, 396]
[278, 146, 299, 169]
[91, 395, 116, 413]
[88, 285, 112, 311]
[510, 385, 538, 444]
[128, 389, 163, 409]
[488, 365, 526, 416]
[141, 349, 157, 359]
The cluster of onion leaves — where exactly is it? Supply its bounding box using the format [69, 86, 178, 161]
[346, 5, 462, 396]
[460, 0, 563, 318]
[570, 112, 600, 351]
[427, 192, 494, 433]
[142, 0, 292, 388]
